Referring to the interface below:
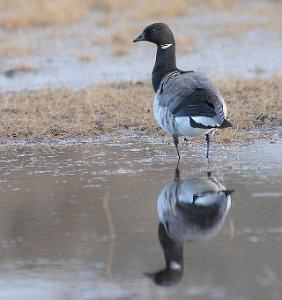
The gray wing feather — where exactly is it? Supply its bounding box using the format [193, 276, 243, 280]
[158, 72, 225, 125]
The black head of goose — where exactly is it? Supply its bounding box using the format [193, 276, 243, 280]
[133, 23, 232, 159]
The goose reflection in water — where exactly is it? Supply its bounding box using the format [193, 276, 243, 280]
[145, 164, 233, 286]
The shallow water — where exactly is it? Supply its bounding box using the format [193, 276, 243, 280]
[0, 138, 281, 300]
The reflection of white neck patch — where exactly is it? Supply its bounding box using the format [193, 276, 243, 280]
[160, 43, 172, 49]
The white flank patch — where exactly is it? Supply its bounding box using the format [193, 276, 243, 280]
[160, 43, 172, 49]
[221, 96, 228, 117]
[154, 94, 175, 136]
[226, 196, 232, 211]
[191, 116, 219, 127]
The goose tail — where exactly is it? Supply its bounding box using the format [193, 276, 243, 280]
[219, 119, 232, 129]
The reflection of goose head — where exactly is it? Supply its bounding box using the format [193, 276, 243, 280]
[145, 222, 184, 286]
[145, 166, 233, 286]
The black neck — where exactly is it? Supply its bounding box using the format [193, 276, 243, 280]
[158, 222, 183, 270]
[152, 44, 177, 92]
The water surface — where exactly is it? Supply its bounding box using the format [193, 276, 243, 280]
[0, 138, 281, 299]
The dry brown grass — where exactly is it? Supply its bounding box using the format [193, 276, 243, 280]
[0, 77, 281, 143]
[77, 53, 96, 62]
[214, 77, 281, 143]
[0, 0, 90, 28]
[91, 25, 141, 56]
[0, 31, 36, 61]
[0, 0, 280, 61]
[0, 0, 244, 28]
[4, 64, 37, 78]
[0, 46, 31, 60]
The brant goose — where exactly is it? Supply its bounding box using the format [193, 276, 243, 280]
[133, 23, 232, 159]
[145, 165, 232, 285]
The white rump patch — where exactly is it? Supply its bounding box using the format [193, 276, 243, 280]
[174, 116, 209, 137]
[160, 43, 172, 49]
[193, 193, 221, 206]
[191, 117, 219, 128]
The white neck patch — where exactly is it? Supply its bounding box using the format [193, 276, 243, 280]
[160, 43, 172, 50]
[170, 261, 182, 270]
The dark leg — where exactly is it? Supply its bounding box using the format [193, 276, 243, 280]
[174, 159, 180, 181]
[205, 134, 210, 159]
[192, 195, 199, 204]
[173, 136, 180, 160]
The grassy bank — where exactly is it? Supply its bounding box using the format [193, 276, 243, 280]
[0, 77, 281, 144]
